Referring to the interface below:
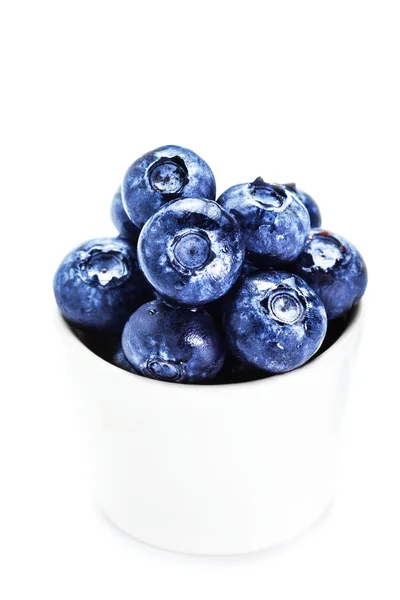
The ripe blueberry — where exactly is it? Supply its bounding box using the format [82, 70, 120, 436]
[218, 177, 310, 266]
[223, 271, 327, 373]
[122, 145, 216, 229]
[122, 299, 224, 383]
[293, 229, 367, 319]
[138, 198, 245, 306]
[53, 237, 151, 333]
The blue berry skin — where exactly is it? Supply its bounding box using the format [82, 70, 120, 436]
[283, 183, 322, 228]
[122, 299, 224, 383]
[218, 178, 310, 266]
[293, 229, 368, 320]
[111, 186, 140, 240]
[223, 271, 327, 373]
[122, 145, 216, 229]
[110, 340, 138, 373]
[138, 198, 245, 306]
[54, 237, 152, 334]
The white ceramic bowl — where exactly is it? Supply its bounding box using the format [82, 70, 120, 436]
[57, 305, 363, 555]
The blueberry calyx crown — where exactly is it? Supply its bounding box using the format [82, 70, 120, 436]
[260, 286, 306, 325]
[249, 177, 290, 210]
[144, 358, 185, 382]
[168, 229, 213, 275]
[148, 156, 189, 196]
[303, 231, 348, 272]
[78, 246, 130, 288]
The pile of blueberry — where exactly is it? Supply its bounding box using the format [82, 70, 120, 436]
[54, 145, 367, 384]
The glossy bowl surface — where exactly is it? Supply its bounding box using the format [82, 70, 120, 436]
[56, 304, 363, 555]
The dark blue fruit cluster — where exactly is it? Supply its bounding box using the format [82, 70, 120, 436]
[54, 145, 368, 384]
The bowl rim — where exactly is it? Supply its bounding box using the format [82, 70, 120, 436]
[56, 301, 364, 389]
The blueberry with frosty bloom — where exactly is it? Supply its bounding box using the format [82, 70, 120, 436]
[122, 299, 224, 383]
[293, 229, 367, 319]
[54, 237, 151, 333]
[138, 198, 245, 306]
[122, 145, 216, 228]
[218, 177, 310, 266]
[223, 271, 327, 373]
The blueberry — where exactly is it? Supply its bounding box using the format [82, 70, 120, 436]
[54, 237, 152, 333]
[293, 229, 367, 320]
[122, 300, 224, 383]
[122, 145, 216, 228]
[223, 271, 327, 373]
[111, 186, 140, 240]
[109, 340, 138, 373]
[138, 198, 245, 306]
[218, 178, 310, 266]
[283, 183, 322, 227]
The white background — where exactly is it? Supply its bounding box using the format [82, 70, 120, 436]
[1, 1, 400, 598]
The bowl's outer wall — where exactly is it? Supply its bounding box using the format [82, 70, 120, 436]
[57, 307, 363, 555]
